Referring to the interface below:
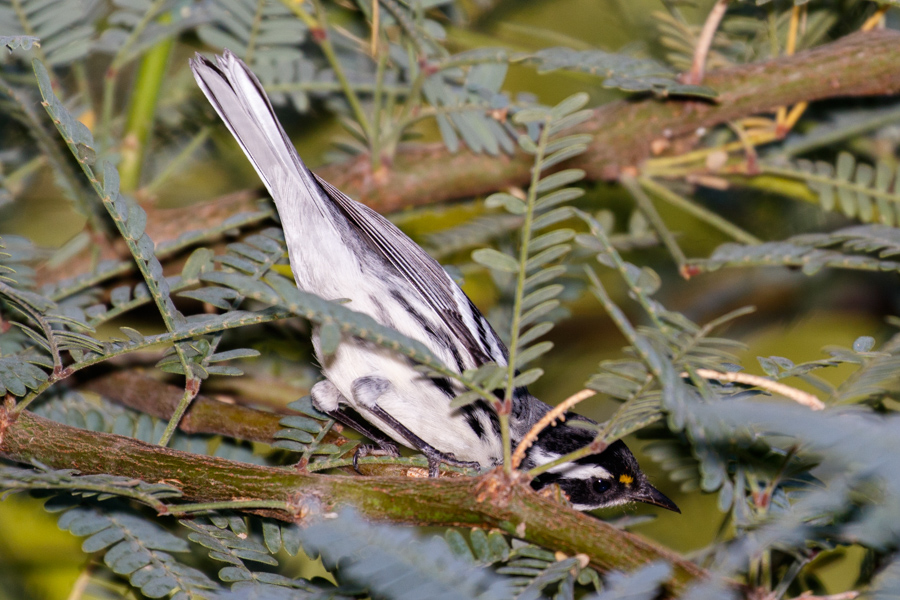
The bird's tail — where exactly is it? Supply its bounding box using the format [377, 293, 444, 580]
[189, 50, 322, 211]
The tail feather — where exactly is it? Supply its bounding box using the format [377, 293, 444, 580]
[189, 50, 322, 211]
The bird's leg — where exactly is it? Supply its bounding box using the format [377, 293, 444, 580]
[310, 380, 400, 472]
[351, 375, 481, 477]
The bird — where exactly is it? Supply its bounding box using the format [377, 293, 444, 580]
[190, 50, 679, 513]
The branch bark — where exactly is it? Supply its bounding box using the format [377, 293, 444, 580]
[314, 29, 900, 213]
[82, 371, 296, 444]
[0, 408, 708, 596]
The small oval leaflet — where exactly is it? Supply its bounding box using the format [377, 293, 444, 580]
[472, 248, 519, 273]
[853, 336, 875, 353]
[318, 322, 342, 356]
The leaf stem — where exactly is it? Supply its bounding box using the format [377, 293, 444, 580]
[144, 127, 211, 194]
[638, 176, 762, 245]
[307, 0, 373, 142]
[98, 0, 170, 145]
[119, 12, 175, 193]
[245, 0, 266, 64]
[165, 500, 297, 516]
[14, 308, 292, 413]
[370, 34, 388, 172]
[685, 0, 729, 85]
[502, 122, 551, 474]
[621, 175, 687, 271]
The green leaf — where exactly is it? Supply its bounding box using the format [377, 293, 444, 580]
[853, 336, 875, 353]
[485, 193, 526, 215]
[513, 107, 551, 124]
[535, 188, 584, 211]
[544, 134, 593, 154]
[524, 265, 566, 289]
[535, 169, 585, 194]
[525, 245, 571, 272]
[101, 161, 120, 201]
[517, 134, 538, 154]
[472, 248, 519, 273]
[519, 300, 559, 328]
[514, 341, 553, 368]
[178, 287, 239, 310]
[0, 356, 49, 396]
[279, 415, 324, 433]
[300, 511, 513, 599]
[274, 428, 315, 444]
[207, 349, 260, 363]
[513, 368, 544, 387]
[450, 390, 485, 408]
[522, 284, 564, 309]
[531, 207, 573, 231]
[124, 200, 148, 241]
[635, 267, 661, 295]
[540, 145, 588, 171]
[547, 109, 594, 137]
[318, 322, 341, 356]
[517, 321, 554, 347]
[550, 92, 589, 119]
[201, 272, 281, 306]
[529, 229, 575, 253]
[181, 248, 214, 281]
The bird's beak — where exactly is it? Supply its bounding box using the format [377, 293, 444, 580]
[632, 482, 681, 513]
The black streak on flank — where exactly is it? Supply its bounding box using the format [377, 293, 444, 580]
[390, 290, 467, 372]
[430, 377, 455, 398]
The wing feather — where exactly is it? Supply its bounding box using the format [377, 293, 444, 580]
[315, 176, 508, 366]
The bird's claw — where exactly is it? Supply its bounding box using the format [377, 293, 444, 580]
[352, 442, 401, 473]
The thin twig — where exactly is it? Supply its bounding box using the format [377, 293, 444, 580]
[685, 0, 729, 85]
[775, 5, 806, 136]
[861, 5, 888, 31]
[691, 368, 825, 410]
[370, 0, 379, 56]
[787, 592, 859, 600]
[621, 174, 687, 271]
[637, 178, 762, 246]
[511, 389, 596, 469]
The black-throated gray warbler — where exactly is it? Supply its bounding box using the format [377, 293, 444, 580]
[191, 51, 678, 513]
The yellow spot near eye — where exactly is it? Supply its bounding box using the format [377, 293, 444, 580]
[619, 474, 634, 486]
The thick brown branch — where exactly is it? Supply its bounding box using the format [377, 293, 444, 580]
[79, 372, 457, 478]
[315, 29, 900, 213]
[0, 409, 707, 596]
[37, 31, 898, 293]
[82, 371, 300, 444]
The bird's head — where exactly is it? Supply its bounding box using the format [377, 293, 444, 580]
[523, 427, 679, 513]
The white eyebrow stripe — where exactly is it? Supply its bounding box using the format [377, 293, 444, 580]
[531, 448, 612, 480]
[549, 463, 612, 480]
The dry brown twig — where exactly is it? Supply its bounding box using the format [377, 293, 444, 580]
[510, 367, 823, 471]
[511, 389, 597, 469]
[692, 368, 825, 410]
[685, 0, 730, 85]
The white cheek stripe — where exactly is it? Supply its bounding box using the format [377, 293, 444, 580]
[532, 448, 612, 480]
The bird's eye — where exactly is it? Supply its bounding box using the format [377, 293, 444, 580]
[592, 479, 611, 495]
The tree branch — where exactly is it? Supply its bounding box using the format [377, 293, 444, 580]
[35, 31, 899, 294]
[0, 408, 709, 596]
[82, 371, 303, 445]
[315, 29, 900, 213]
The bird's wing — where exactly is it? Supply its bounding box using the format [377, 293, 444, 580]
[315, 176, 509, 367]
